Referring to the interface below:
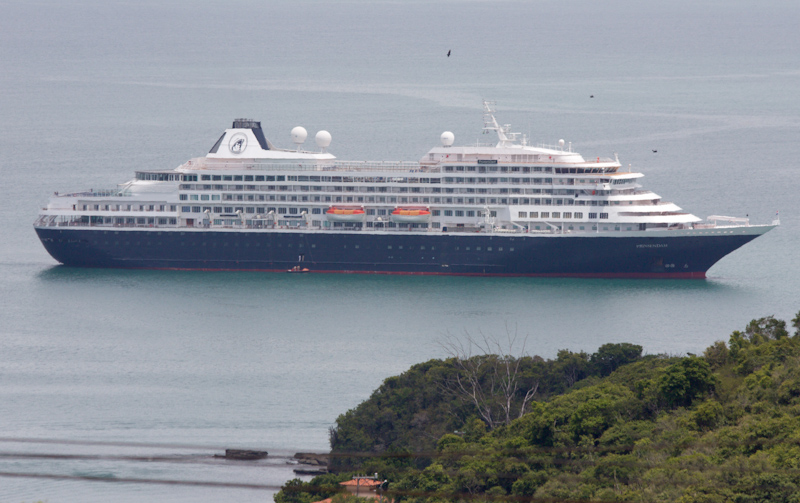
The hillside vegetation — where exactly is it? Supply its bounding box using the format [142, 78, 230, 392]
[277, 312, 800, 503]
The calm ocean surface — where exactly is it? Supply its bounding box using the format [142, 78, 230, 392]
[1, 0, 799, 500]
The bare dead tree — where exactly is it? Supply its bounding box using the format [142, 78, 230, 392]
[439, 325, 540, 429]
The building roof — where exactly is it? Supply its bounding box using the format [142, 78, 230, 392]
[340, 478, 382, 487]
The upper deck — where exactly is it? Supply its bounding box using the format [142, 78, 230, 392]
[36, 101, 770, 237]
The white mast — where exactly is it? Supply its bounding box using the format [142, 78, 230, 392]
[482, 100, 522, 147]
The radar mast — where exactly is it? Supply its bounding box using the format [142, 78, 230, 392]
[482, 100, 522, 147]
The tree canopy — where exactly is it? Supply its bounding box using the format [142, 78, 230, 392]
[279, 311, 800, 503]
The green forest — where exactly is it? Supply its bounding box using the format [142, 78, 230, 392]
[276, 312, 800, 503]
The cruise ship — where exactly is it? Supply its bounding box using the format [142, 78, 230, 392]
[34, 102, 777, 278]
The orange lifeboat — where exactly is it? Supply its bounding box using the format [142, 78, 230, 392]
[391, 207, 431, 224]
[326, 206, 366, 223]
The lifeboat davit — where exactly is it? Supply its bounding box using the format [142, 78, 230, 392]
[326, 206, 365, 223]
[391, 207, 431, 224]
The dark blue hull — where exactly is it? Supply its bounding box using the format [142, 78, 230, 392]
[34, 227, 767, 278]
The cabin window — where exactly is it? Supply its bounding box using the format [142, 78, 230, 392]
[600, 213, 609, 219]
[518, 212, 527, 218]
[552, 212, 560, 218]
[541, 212, 550, 218]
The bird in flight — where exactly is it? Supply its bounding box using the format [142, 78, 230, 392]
[447, 50, 451, 57]
[652, 149, 658, 153]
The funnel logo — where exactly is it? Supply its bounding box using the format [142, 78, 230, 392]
[228, 133, 248, 154]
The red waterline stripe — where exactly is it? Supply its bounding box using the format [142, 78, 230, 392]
[114, 266, 707, 279]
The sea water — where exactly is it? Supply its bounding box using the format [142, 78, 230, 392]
[1, 0, 799, 501]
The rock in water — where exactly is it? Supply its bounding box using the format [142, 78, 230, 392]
[224, 449, 268, 460]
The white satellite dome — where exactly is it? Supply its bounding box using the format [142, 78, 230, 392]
[315, 130, 332, 150]
[440, 131, 455, 147]
[291, 126, 307, 146]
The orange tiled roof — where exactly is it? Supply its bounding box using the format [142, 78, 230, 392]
[340, 478, 382, 487]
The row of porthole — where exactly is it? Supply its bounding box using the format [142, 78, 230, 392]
[91, 240, 516, 253]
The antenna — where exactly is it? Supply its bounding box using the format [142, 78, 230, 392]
[291, 127, 307, 151]
[482, 100, 522, 147]
[440, 131, 455, 147]
[315, 130, 332, 152]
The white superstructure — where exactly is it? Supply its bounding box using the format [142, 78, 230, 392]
[35, 102, 774, 237]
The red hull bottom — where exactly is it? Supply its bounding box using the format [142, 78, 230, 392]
[90, 266, 708, 279]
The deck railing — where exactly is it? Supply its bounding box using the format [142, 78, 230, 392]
[187, 159, 437, 173]
[56, 189, 129, 198]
